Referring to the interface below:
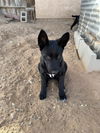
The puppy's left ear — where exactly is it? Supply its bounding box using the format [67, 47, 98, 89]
[38, 29, 49, 51]
[58, 32, 70, 48]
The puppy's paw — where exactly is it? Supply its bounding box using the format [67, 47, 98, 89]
[39, 92, 46, 100]
[59, 93, 67, 101]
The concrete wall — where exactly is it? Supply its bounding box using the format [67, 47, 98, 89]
[78, 0, 100, 41]
[35, 0, 81, 18]
[76, 0, 100, 71]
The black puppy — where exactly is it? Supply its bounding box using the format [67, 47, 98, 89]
[38, 30, 70, 100]
[71, 15, 80, 30]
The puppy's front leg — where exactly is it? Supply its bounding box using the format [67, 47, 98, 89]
[39, 74, 48, 100]
[58, 75, 67, 100]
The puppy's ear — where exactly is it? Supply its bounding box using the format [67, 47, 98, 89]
[58, 32, 70, 48]
[38, 29, 49, 50]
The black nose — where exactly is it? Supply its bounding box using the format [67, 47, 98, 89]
[51, 70, 58, 74]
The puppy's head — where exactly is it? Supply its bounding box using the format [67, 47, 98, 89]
[38, 30, 70, 75]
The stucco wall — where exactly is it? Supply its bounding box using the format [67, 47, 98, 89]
[35, 0, 81, 18]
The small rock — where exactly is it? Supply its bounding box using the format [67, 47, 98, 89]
[32, 115, 38, 120]
[80, 104, 84, 107]
[20, 108, 24, 112]
[16, 108, 19, 111]
[80, 104, 88, 107]
[28, 121, 32, 126]
[11, 103, 15, 107]
[20, 122, 24, 126]
[9, 41, 13, 44]
[28, 80, 32, 84]
[17, 43, 21, 46]
[10, 112, 15, 120]
[29, 94, 32, 97]
[53, 106, 56, 109]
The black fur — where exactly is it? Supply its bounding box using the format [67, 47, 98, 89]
[71, 15, 80, 30]
[38, 30, 70, 100]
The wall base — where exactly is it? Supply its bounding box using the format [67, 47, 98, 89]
[74, 31, 100, 72]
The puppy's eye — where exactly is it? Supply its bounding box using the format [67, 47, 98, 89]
[46, 56, 51, 60]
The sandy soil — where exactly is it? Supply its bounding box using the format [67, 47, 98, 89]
[0, 16, 100, 133]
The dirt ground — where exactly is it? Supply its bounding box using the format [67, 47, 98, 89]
[0, 15, 100, 133]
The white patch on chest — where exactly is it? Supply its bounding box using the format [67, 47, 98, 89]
[48, 74, 55, 78]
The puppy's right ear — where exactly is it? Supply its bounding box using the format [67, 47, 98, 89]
[38, 30, 49, 51]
